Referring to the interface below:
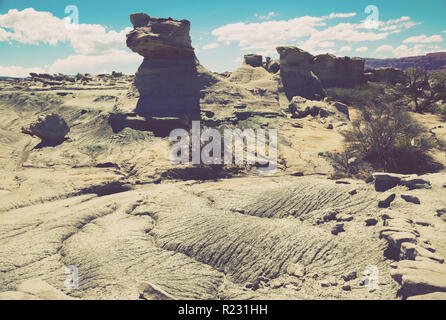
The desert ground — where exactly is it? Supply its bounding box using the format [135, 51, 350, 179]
[0, 13, 446, 301]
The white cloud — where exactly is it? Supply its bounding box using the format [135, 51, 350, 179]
[202, 42, 221, 50]
[377, 17, 419, 34]
[375, 44, 393, 52]
[326, 12, 357, 19]
[0, 50, 142, 77]
[355, 47, 368, 53]
[212, 16, 326, 52]
[0, 65, 45, 78]
[338, 46, 352, 52]
[212, 15, 390, 57]
[300, 23, 388, 54]
[0, 8, 144, 77]
[379, 25, 397, 32]
[317, 41, 335, 48]
[392, 44, 428, 58]
[47, 50, 141, 74]
[254, 12, 277, 20]
[385, 16, 411, 25]
[403, 34, 443, 44]
[0, 27, 12, 41]
[0, 8, 131, 55]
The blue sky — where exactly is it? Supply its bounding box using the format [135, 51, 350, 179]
[0, 0, 445, 76]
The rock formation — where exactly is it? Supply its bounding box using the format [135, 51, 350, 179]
[288, 96, 350, 121]
[275, 46, 367, 101]
[364, 67, 407, 84]
[312, 53, 365, 88]
[22, 113, 70, 143]
[243, 54, 263, 67]
[126, 13, 201, 119]
[276, 46, 327, 101]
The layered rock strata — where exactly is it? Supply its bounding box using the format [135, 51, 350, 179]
[126, 13, 200, 119]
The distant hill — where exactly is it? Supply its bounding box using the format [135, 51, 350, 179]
[0, 76, 23, 80]
[365, 52, 446, 72]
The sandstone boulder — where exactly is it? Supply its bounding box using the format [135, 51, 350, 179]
[288, 96, 350, 121]
[267, 60, 280, 74]
[391, 260, 446, 298]
[244, 54, 263, 67]
[126, 13, 200, 119]
[23, 113, 70, 142]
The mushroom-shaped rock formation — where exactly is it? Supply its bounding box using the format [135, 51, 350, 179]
[126, 13, 201, 119]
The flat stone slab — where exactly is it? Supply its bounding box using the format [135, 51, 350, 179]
[391, 260, 446, 298]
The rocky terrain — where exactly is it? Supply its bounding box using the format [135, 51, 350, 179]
[0, 13, 445, 301]
[365, 52, 446, 72]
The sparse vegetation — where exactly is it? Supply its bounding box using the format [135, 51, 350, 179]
[326, 82, 396, 107]
[86, 144, 107, 153]
[406, 67, 446, 113]
[330, 101, 442, 175]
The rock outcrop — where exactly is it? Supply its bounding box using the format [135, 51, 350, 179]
[244, 54, 263, 67]
[0, 278, 76, 300]
[126, 13, 201, 119]
[275, 46, 366, 101]
[276, 46, 326, 101]
[313, 53, 365, 88]
[364, 67, 407, 84]
[288, 96, 350, 121]
[22, 113, 70, 143]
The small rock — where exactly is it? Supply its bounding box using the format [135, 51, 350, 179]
[326, 123, 334, 130]
[365, 218, 378, 227]
[365, 175, 375, 184]
[320, 280, 330, 288]
[348, 157, 358, 166]
[415, 220, 431, 227]
[379, 210, 395, 220]
[326, 276, 338, 286]
[337, 214, 354, 222]
[401, 178, 431, 191]
[349, 189, 357, 196]
[378, 193, 396, 208]
[286, 263, 305, 278]
[139, 282, 177, 300]
[401, 195, 421, 205]
[436, 209, 446, 218]
[342, 285, 352, 291]
[323, 209, 339, 222]
[291, 122, 303, 128]
[373, 173, 401, 192]
[342, 272, 357, 282]
[332, 223, 345, 235]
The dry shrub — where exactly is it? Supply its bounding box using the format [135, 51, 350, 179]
[333, 101, 442, 174]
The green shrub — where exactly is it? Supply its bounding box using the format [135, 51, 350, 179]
[326, 83, 388, 106]
[336, 102, 441, 174]
[86, 144, 107, 153]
